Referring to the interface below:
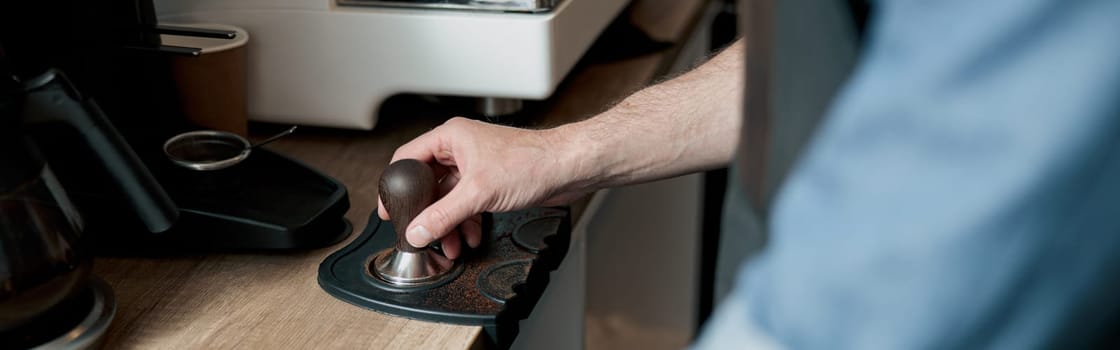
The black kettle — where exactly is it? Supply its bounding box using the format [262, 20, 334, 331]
[0, 69, 177, 347]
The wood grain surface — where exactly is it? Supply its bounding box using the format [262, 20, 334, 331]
[379, 159, 437, 253]
[93, 0, 708, 348]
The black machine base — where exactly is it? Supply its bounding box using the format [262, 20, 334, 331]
[79, 148, 352, 254]
[319, 207, 571, 349]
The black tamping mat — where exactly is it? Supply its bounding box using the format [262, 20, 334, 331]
[318, 207, 571, 349]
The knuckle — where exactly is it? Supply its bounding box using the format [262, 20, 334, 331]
[445, 117, 471, 128]
[390, 149, 406, 162]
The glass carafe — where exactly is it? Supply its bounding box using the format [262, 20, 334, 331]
[0, 69, 178, 344]
[0, 135, 91, 334]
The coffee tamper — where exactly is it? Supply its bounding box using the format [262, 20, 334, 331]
[370, 159, 463, 288]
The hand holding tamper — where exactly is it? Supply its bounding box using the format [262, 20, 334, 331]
[320, 157, 571, 340]
[371, 159, 462, 288]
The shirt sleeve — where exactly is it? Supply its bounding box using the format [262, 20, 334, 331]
[734, 0, 1120, 348]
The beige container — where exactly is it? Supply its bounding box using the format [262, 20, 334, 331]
[163, 24, 250, 136]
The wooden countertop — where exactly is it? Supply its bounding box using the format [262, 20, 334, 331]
[94, 1, 709, 348]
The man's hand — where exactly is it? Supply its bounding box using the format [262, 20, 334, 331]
[378, 39, 744, 258]
[378, 117, 592, 259]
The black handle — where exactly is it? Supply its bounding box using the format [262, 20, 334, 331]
[20, 69, 178, 233]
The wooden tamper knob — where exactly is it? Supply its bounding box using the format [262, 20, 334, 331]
[371, 159, 462, 288]
[379, 158, 436, 253]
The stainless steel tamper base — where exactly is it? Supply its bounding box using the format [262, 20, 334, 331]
[370, 248, 463, 288]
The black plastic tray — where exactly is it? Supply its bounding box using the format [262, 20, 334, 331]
[79, 148, 351, 253]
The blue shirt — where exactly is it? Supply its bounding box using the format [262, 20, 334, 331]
[710, 0, 1120, 348]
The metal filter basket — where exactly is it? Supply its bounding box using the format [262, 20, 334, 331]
[163, 130, 251, 171]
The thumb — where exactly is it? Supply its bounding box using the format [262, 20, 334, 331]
[407, 185, 480, 247]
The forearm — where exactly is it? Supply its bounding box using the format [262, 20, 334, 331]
[553, 39, 744, 190]
[385, 40, 742, 244]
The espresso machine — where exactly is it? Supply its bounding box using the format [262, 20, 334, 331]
[153, 0, 632, 129]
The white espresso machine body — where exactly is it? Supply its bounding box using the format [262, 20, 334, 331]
[155, 0, 630, 129]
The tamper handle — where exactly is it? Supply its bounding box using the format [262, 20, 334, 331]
[379, 159, 436, 253]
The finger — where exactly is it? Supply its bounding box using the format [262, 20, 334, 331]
[407, 184, 480, 247]
[440, 231, 462, 260]
[390, 127, 448, 164]
[463, 214, 483, 248]
[377, 196, 389, 220]
[391, 118, 475, 165]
